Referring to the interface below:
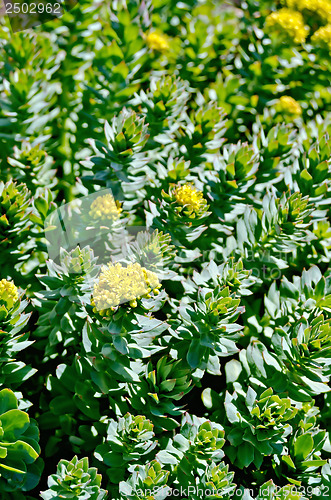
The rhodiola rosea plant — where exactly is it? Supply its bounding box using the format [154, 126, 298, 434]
[0, 0, 331, 497]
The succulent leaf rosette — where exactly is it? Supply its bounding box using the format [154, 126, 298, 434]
[130, 76, 190, 141]
[81, 110, 149, 199]
[34, 246, 99, 359]
[200, 461, 236, 499]
[224, 387, 297, 468]
[40, 455, 107, 499]
[0, 181, 33, 275]
[274, 401, 327, 484]
[128, 357, 192, 431]
[0, 279, 34, 389]
[0, 388, 41, 492]
[5, 143, 56, 193]
[95, 413, 157, 482]
[156, 414, 236, 496]
[272, 315, 331, 392]
[173, 284, 244, 375]
[119, 460, 170, 500]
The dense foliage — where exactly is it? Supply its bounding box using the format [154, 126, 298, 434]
[0, 0, 331, 497]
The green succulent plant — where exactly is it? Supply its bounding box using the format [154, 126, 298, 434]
[153, 414, 238, 498]
[274, 401, 327, 484]
[40, 455, 107, 500]
[119, 460, 170, 500]
[0, 279, 35, 389]
[172, 284, 244, 375]
[271, 314, 331, 395]
[0, 181, 33, 276]
[177, 102, 227, 169]
[223, 387, 298, 469]
[124, 229, 177, 278]
[293, 133, 331, 206]
[82, 109, 149, 200]
[128, 356, 192, 431]
[130, 76, 190, 144]
[263, 265, 331, 327]
[1, 0, 331, 495]
[232, 191, 314, 280]
[5, 142, 56, 193]
[199, 461, 236, 499]
[207, 142, 259, 219]
[33, 246, 98, 359]
[183, 259, 255, 298]
[0, 388, 41, 492]
[95, 413, 157, 483]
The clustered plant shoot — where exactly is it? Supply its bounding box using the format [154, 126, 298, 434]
[0, 0, 330, 498]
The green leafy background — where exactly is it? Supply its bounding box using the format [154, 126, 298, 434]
[0, 0, 331, 497]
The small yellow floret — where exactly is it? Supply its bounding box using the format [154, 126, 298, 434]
[285, 0, 331, 24]
[0, 279, 18, 309]
[145, 32, 169, 52]
[174, 184, 205, 213]
[265, 8, 309, 43]
[89, 193, 122, 222]
[92, 262, 160, 313]
[275, 96, 302, 117]
[312, 24, 331, 50]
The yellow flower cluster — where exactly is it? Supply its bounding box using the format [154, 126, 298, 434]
[174, 184, 205, 214]
[265, 8, 309, 43]
[0, 279, 18, 309]
[145, 32, 169, 52]
[285, 0, 331, 23]
[311, 23, 331, 49]
[92, 262, 160, 314]
[275, 96, 302, 116]
[89, 193, 122, 222]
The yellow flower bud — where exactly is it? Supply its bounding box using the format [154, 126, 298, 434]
[89, 193, 122, 222]
[92, 262, 160, 313]
[174, 184, 206, 214]
[285, 0, 331, 24]
[266, 8, 309, 43]
[0, 279, 18, 309]
[145, 31, 170, 52]
[311, 24, 331, 51]
[275, 96, 302, 117]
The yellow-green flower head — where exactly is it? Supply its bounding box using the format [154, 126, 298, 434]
[92, 262, 160, 314]
[285, 0, 331, 23]
[265, 8, 309, 43]
[145, 31, 170, 52]
[89, 193, 122, 222]
[311, 23, 331, 49]
[0, 279, 18, 309]
[275, 96, 302, 116]
[174, 184, 206, 214]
